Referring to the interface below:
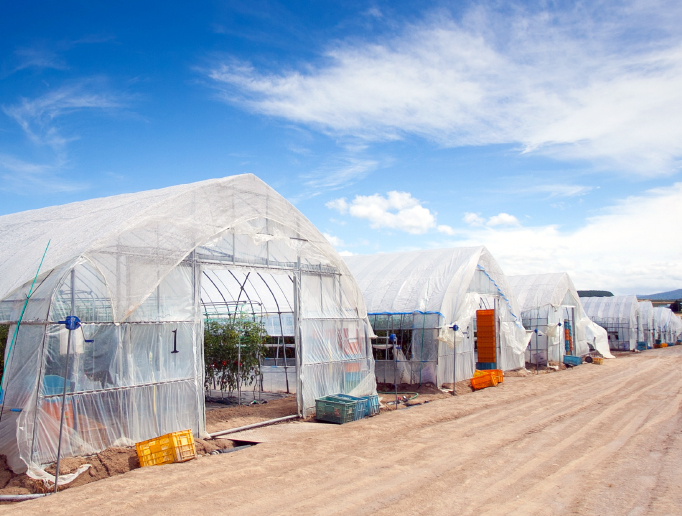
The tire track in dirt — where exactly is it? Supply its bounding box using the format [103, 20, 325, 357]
[3, 348, 682, 516]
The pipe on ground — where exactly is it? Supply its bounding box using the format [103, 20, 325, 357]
[0, 493, 49, 502]
[207, 414, 299, 439]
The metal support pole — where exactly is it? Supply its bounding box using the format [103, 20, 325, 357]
[535, 328, 536, 374]
[452, 324, 458, 396]
[393, 334, 398, 410]
[54, 268, 75, 493]
[293, 264, 303, 417]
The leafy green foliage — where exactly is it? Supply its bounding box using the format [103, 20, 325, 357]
[204, 318, 267, 395]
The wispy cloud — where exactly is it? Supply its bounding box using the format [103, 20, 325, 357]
[303, 157, 378, 190]
[206, 1, 682, 175]
[327, 191, 437, 234]
[12, 47, 68, 73]
[5, 36, 114, 76]
[0, 154, 84, 193]
[510, 184, 595, 198]
[3, 81, 121, 150]
[1, 80, 124, 194]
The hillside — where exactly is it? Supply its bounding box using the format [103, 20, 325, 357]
[637, 289, 682, 300]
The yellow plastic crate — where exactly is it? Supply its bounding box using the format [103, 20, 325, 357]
[592, 357, 603, 365]
[136, 429, 196, 467]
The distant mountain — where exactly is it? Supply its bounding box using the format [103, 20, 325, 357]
[637, 289, 682, 300]
[578, 290, 614, 298]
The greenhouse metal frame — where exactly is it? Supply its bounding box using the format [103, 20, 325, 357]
[581, 296, 641, 351]
[345, 247, 529, 390]
[508, 273, 613, 364]
[0, 174, 376, 475]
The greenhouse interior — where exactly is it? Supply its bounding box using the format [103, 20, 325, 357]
[345, 247, 529, 389]
[0, 174, 376, 474]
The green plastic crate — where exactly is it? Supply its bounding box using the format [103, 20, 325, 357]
[315, 395, 357, 424]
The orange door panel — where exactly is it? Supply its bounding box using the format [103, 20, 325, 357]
[476, 309, 496, 363]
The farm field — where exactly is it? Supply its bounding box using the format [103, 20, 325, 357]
[3, 347, 682, 515]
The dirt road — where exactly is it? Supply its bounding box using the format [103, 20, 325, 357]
[4, 348, 682, 515]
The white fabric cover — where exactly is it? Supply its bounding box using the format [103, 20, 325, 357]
[581, 296, 640, 351]
[637, 301, 655, 347]
[507, 273, 614, 359]
[653, 307, 682, 343]
[345, 247, 528, 382]
[0, 174, 375, 473]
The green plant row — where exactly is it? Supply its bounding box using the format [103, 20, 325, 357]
[204, 317, 267, 395]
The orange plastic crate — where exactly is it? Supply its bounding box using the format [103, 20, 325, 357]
[136, 429, 196, 467]
[471, 372, 499, 390]
[473, 369, 503, 383]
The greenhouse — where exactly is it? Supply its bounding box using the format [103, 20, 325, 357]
[0, 174, 376, 475]
[637, 301, 656, 348]
[653, 307, 682, 345]
[580, 296, 640, 351]
[344, 247, 529, 389]
[507, 273, 613, 364]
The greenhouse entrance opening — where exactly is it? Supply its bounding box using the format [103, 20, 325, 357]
[522, 299, 577, 367]
[369, 312, 442, 387]
[475, 309, 496, 369]
[201, 268, 297, 407]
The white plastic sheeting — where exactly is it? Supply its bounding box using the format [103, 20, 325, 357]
[581, 296, 640, 351]
[345, 247, 528, 386]
[638, 301, 655, 347]
[653, 307, 682, 344]
[0, 174, 376, 474]
[507, 273, 613, 360]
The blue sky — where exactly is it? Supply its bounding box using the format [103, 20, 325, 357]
[1, 0, 681, 294]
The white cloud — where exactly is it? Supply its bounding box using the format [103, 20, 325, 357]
[487, 213, 521, 227]
[463, 212, 485, 226]
[514, 184, 594, 198]
[443, 182, 682, 294]
[323, 232, 344, 247]
[12, 47, 68, 73]
[1, 81, 123, 194]
[437, 224, 456, 235]
[338, 250, 355, 257]
[0, 154, 84, 193]
[3, 82, 120, 150]
[305, 157, 378, 191]
[325, 198, 348, 214]
[327, 191, 436, 234]
[462, 211, 521, 227]
[206, 2, 682, 174]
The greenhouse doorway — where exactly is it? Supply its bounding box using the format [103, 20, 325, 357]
[562, 307, 576, 357]
[200, 268, 298, 409]
[475, 309, 496, 369]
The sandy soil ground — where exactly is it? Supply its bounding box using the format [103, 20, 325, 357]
[206, 395, 298, 433]
[4, 347, 682, 515]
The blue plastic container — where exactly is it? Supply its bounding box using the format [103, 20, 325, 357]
[327, 394, 367, 420]
[360, 394, 380, 416]
[636, 342, 647, 351]
[563, 355, 582, 366]
[476, 362, 497, 370]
